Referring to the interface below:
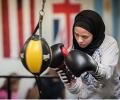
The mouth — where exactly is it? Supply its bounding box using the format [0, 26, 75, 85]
[79, 44, 86, 48]
[79, 43, 85, 46]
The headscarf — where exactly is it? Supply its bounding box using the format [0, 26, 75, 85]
[73, 10, 105, 56]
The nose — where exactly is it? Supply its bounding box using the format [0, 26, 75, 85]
[78, 37, 83, 43]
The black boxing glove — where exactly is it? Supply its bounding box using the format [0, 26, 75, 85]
[64, 50, 99, 77]
[50, 44, 76, 84]
[49, 43, 65, 68]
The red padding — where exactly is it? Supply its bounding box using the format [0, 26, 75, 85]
[61, 47, 69, 57]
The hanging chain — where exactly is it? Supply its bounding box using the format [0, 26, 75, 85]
[39, 0, 46, 38]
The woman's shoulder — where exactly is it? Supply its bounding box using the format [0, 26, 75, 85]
[0, 89, 7, 99]
[104, 34, 117, 44]
[100, 34, 118, 51]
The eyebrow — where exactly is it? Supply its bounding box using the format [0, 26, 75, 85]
[74, 32, 79, 35]
[74, 32, 89, 36]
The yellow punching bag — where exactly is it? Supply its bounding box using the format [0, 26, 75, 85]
[20, 34, 51, 75]
[20, 0, 50, 76]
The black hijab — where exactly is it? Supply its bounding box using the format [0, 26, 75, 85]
[73, 10, 105, 56]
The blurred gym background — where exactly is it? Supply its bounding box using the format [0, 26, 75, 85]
[0, 0, 120, 99]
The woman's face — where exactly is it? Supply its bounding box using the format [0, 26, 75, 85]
[11, 80, 20, 93]
[74, 26, 93, 48]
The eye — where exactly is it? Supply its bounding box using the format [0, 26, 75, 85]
[76, 34, 79, 37]
[82, 36, 88, 39]
[74, 33, 79, 37]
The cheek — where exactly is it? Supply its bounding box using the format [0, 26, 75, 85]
[13, 84, 19, 91]
[88, 37, 93, 43]
[85, 38, 92, 44]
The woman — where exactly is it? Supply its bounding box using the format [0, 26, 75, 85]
[0, 73, 20, 99]
[56, 10, 120, 99]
